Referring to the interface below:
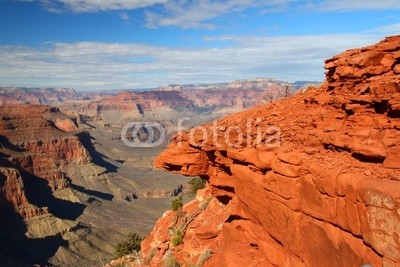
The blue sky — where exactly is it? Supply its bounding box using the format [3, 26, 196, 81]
[0, 0, 399, 90]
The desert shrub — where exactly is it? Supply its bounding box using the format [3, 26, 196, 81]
[114, 232, 143, 258]
[188, 177, 205, 196]
[144, 247, 157, 264]
[171, 229, 183, 246]
[164, 252, 181, 267]
[171, 196, 183, 211]
[196, 249, 213, 266]
[199, 197, 211, 210]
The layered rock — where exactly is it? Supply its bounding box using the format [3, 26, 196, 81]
[140, 36, 400, 266]
[0, 87, 81, 105]
[0, 166, 48, 219]
[0, 104, 91, 218]
[86, 90, 194, 112]
[158, 78, 295, 108]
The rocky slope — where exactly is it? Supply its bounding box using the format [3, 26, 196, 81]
[0, 104, 90, 218]
[136, 36, 400, 266]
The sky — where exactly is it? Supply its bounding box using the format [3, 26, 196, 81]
[0, 0, 399, 90]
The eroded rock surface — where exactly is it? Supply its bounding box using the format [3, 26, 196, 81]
[0, 104, 90, 218]
[139, 36, 400, 266]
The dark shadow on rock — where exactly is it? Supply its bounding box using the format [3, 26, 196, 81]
[0, 135, 24, 152]
[0, 180, 69, 266]
[0, 221, 68, 266]
[22, 171, 86, 221]
[70, 183, 113, 201]
[76, 132, 118, 173]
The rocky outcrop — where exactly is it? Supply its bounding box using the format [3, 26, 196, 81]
[140, 36, 400, 266]
[0, 104, 91, 218]
[0, 166, 47, 219]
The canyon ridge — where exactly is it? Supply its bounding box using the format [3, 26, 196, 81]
[109, 36, 400, 266]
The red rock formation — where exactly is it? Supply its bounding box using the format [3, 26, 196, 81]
[0, 104, 91, 218]
[0, 166, 47, 219]
[141, 36, 400, 266]
[99, 91, 194, 111]
[159, 78, 295, 108]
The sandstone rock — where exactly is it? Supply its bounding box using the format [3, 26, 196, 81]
[0, 104, 92, 219]
[54, 118, 78, 132]
[140, 36, 400, 266]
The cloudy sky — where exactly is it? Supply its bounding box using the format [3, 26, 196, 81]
[0, 0, 399, 90]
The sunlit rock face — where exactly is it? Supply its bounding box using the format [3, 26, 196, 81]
[0, 104, 91, 219]
[138, 36, 400, 266]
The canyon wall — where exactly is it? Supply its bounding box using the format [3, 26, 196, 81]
[0, 79, 300, 125]
[158, 78, 295, 108]
[140, 36, 400, 266]
[0, 104, 91, 219]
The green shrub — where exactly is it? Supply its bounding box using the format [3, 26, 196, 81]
[170, 229, 183, 246]
[188, 177, 205, 197]
[114, 232, 143, 258]
[171, 196, 183, 211]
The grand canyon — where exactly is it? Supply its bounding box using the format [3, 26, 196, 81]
[2, 0, 400, 265]
[0, 36, 399, 267]
[0, 78, 301, 265]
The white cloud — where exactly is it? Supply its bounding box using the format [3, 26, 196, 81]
[119, 12, 130, 21]
[1, 24, 397, 90]
[40, 0, 167, 13]
[146, 0, 400, 29]
[145, 0, 287, 29]
[313, 0, 400, 12]
[21, 0, 400, 29]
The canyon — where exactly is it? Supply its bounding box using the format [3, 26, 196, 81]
[0, 78, 299, 265]
[3, 35, 399, 267]
[125, 36, 400, 266]
[0, 103, 192, 266]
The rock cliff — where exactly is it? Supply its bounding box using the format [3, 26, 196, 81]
[0, 104, 91, 218]
[140, 36, 400, 266]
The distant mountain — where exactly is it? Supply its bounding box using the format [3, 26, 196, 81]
[291, 80, 322, 89]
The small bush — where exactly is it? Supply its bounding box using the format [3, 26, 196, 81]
[164, 252, 181, 267]
[114, 232, 143, 258]
[188, 177, 205, 197]
[171, 229, 183, 246]
[144, 247, 157, 264]
[171, 196, 183, 211]
[196, 249, 213, 266]
[199, 197, 211, 210]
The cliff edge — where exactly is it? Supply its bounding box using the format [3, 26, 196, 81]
[131, 36, 400, 266]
